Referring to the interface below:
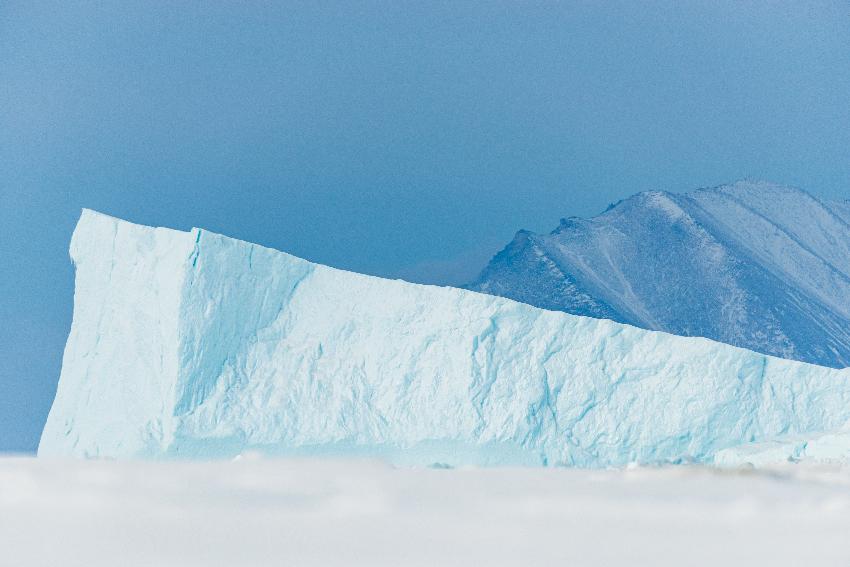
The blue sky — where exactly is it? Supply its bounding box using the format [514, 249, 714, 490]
[2, 1, 850, 452]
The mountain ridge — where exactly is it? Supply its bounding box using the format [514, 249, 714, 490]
[468, 181, 850, 368]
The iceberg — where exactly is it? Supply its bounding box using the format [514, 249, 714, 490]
[468, 181, 850, 368]
[39, 209, 850, 466]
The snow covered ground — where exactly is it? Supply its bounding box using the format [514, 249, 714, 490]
[3, 457, 850, 566]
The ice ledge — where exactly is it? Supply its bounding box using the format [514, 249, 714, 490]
[39, 209, 850, 467]
[714, 428, 850, 468]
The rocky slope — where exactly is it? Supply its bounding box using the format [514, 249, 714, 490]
[469, 181, 850, 368]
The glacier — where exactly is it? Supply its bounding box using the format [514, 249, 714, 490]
[39, 209, 850, 466]
[468, 181, 850, 368]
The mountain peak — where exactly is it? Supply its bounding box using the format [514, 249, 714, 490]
[468, 182, 850, 368]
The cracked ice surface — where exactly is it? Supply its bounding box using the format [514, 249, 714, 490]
[38, 210, 850, 466]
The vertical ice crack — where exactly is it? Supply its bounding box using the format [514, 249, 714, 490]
[189, 229, 202, 267]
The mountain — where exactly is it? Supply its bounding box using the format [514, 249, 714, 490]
[40, 209, 850, 466]
[468, 181, 850, 368]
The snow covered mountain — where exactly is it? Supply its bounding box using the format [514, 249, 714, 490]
[468, 181, 850, 368]
[39, 209, 850, 466]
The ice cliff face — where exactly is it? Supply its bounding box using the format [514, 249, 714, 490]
[468, 181, 850, 369]
[39, 209, 850, 466]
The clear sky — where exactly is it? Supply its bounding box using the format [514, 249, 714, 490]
[2, 1, 850, 452]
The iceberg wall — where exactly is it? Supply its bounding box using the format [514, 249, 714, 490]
[39, 209, 850, 466]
